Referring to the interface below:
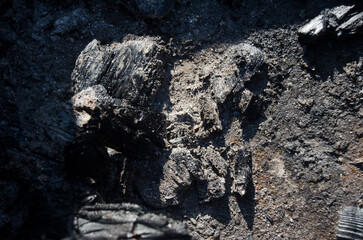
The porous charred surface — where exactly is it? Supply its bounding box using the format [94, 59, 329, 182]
[74, 203, 191, 239]
[66, 37, 168, 177]
[298, 5, 363, 39]
[68, 37, 259, 215]
[336, 206, 363, 240]
[0, 0, 362, 240]
[133, 41, 263, 209]
[71, 37, 167, 106]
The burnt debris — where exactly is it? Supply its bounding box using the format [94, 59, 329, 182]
[298, 5, 363, 39]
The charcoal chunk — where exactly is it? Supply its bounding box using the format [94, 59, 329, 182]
[197, 147, 229, 203]
[212, 43, 264, 103]
[336, 12, 363, 36]
[74, 203, 191, 240]
[136, 148, 200, 208]
[337, 206, 363, 240]
[69, 84, 165, 162]
[298, 5, 363, 39]
[66, 37, 167, 176]
[137, 146, 230, 206]
[196, 147, 228, 202]
[229, 147, 251, 197]
[238, 89, 254, 114]
[198, 96, 222, 137]
[72, 37, 166, 106]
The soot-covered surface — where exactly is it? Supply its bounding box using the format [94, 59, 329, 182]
[0, 0, 362, 239]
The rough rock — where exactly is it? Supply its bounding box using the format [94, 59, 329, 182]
[298, 5, 363, 39]
[74, 203, 191, 239]
[120, 0, 176, 19]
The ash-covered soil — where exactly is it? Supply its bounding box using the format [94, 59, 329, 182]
[0, 0, 362, 239]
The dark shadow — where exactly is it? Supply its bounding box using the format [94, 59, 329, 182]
[160, 184, 233, 227]
[15, 195, 74, 240]
[130, 0, 346, 57]
[300, 35, 362, 81]
[242, 65, 271, 141]
[237, 157, 255, 230]
[237, 192, 256, 230]
[128, 148, 234, 226]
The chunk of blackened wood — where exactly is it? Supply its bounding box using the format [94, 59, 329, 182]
[337, 206, 363, 240]
[71, 36, 166, 107]
[298, 5, 362, 39]
[212, 43, 264, 103]
[74, 203, 191, 240]
[336, 12, 363, 36]
[71, 85, 165, 160]
[229, 147, 251, 197]
[298, 5, 354, 37]
[136, 148, 200, 208]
